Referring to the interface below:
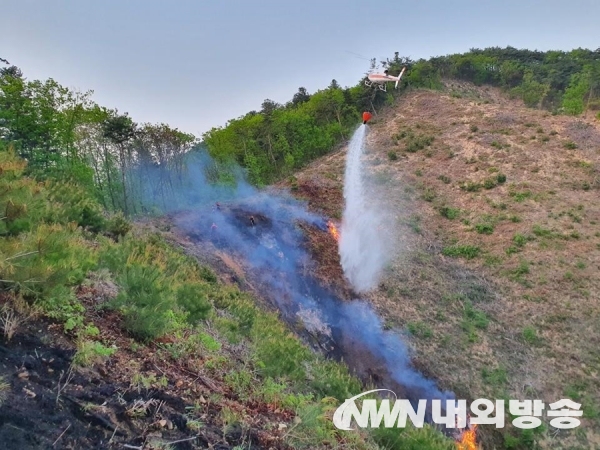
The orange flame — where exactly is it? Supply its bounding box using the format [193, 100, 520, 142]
[456, 423, 478, 450]
[327, 220, 340, 242]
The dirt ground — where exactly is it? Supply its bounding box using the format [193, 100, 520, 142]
[280, 82, 600, 450]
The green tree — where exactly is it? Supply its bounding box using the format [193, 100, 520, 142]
[562, 72, 588, 115]
[292, 87, 310, 106]
[511, 70, 550, 108]
[562, 63, 600, 114]
[101, 112, 137, 214]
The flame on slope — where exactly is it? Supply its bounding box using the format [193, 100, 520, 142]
[327, 220, 340, 241]
[456, 423, 478, 450]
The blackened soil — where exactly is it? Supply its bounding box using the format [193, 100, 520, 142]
[0, 320, 285, 450]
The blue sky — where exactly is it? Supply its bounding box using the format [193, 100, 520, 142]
[3, 0, 599, 136]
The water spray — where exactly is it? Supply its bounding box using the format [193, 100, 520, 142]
[339, 124, 389, 292]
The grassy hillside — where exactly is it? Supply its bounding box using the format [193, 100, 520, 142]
[2, 46, 599, 449]
[0, 144, 456, 449]
[283, 80, 600, 449]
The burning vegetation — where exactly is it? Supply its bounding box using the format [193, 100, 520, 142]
[173, 192, 451, 397]
[456, 421, 479, 450]
[456, 425, 478, 450]
[327, 220, 340, 241]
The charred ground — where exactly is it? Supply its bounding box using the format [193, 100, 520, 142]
[0, 294, 295, 450]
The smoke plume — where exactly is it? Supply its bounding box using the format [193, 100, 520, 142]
[140, 146, 450, 405]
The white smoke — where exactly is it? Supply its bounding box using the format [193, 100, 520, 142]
[339, 124, 391, 292]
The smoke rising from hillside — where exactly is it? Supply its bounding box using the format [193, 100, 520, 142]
[138, 146, 449, 406]
[128, 150, 255, 213]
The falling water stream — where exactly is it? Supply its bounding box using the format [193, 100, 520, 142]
[339, 124, 389, 293]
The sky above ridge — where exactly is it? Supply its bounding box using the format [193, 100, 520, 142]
[3, 0, 599, 136]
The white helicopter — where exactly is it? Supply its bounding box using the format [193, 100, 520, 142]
[365, 66, 406, 92]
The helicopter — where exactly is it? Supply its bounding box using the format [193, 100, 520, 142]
[365, 66, 406, 92]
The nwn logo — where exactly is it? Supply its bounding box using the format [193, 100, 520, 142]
[333, 389, 427, 430]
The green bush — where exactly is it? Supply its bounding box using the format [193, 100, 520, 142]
[46, 182, 106, 232]
[73, 340, 117, 367]
[105, 213, 131, 238]
[510, 191, 532, 202]
[6, 217, 32, 236]
[224, 369, 254, 399]
[284, 403, 339, 448]
[439, 206, 460, 220]
[442, 245, 481, 259]
[405, 134, 434, 153]
[79, 205, 106, 233]
[513, 233, 528, 247]
[113, 263, 178, 342]
[198, 265, 218, 283]
[2, 224, 96, 323]
[483, 178, 497, 189]
[252, 314, 311, 381]
[496, 173, 507, 183]
[522, 326, 540, 345]
[463, 301, 489, 329]
[461, 181, 481, 192]
[213, 289, 257, 336]
[407, 321, 433, 338]
[482, 366, 508, 387]
[422, 188, 436, 202]
[475, 223, 494, 234]
[308, 359, 362, 401]
[176, 283, 212, 324]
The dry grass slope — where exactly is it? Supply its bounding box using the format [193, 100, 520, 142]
[286, 81, 600, 450]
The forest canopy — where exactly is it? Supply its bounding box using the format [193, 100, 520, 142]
[203, 47, 600, 185]
[2, 46, 599, 209]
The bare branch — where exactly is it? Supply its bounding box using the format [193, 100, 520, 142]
[4, 251, 39, 262]
[52, 424, 71, 446]
[56, 365, 75, 404]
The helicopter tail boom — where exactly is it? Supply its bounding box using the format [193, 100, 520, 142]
[395, 67, 407, 89]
